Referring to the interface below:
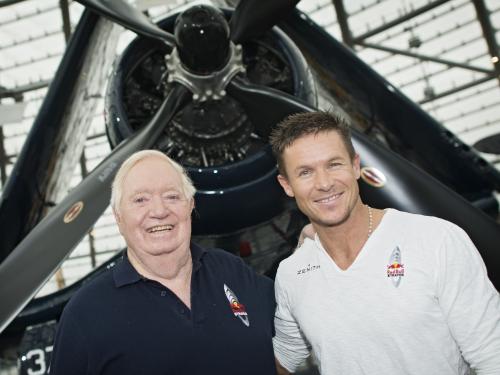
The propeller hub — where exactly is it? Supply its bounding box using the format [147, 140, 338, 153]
[174, 5, 231, 75]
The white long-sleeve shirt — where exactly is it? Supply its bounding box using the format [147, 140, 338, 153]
[273, 209, 500, 375]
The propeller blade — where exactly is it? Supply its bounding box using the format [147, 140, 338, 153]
[226, 76, 312, 138]
[76, 0, 175, 46]
[0, 84, 191, 333]
[230, 0, 300, 44]
[474, 133, 500, 155]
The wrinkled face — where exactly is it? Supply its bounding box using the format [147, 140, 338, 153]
[278, 131, 361, 228]
[114, 156, 194, 260]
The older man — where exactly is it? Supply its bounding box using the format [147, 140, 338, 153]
[269, 112, 500, 375]
[50, 150, 276, 375]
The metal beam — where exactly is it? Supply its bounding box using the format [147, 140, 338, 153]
[380, 35, 484, 78]
[0, 4, 59, 27]
[441, 99, 500, 123]
[60, 0, 72, 43]
[0, 80, 51, 99]
[353, 0, 450, 42]
[1, 51, 61, 72]
[331, 0, 354, 47]
[368, 15, 478, 67]
[418, 74, 495, 104]
[0, 29, 62, 51]
[358, 42, 493, 74]
[0, 127, 7, 187]
[472, 0, 500, 85]
[399, 51, 487, 88]
[0, 0, 26, 8]
[422, 82, 497, 111]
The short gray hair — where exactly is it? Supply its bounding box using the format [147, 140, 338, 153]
[111, 150, 196, 213]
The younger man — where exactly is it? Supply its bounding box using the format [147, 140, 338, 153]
[270, 112, 500, 375]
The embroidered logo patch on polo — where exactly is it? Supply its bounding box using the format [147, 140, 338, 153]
[224, 284, 250, 327]
[387, 246, 405, 287]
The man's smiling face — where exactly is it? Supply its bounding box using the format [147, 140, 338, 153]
[278, 130, 361, 228]
[114, 156, 194, 260]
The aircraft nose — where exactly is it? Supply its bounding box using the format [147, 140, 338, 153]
[174, 5, 230, 74]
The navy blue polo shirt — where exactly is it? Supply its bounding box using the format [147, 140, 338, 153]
[50, 244, 277, 375]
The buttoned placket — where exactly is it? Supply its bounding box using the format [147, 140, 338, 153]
[147, 257, 207, 324]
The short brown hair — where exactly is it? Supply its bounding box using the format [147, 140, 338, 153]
[269, 111, 355, 175]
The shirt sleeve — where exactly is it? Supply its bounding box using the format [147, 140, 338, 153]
[436, 223, 500, 375]
[49, 307, 88, 375]
[263, 275, 277, 336]
[273, 266, 310, 372]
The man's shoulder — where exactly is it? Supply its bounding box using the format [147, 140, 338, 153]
[201, 247, 273, 289]
[63, 263, 116, 315]
[384, 209, 470, 255]
[204, 247, 239, 260]
[276, 239, 318, 279]
[386, 208, 456, 233]
[201, 247, 254, 278]
[202, 247, 246, 268]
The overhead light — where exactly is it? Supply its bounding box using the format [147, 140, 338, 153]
[491, 56, 499, 63]
[408, 35, 421, 49]
[424, 85, 435, 100]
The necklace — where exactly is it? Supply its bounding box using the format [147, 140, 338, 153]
[367, 205, 373, 238]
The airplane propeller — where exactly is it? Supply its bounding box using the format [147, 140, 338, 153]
[230, 0, 300, 44]
[78, 0, 302, 136]
[0, 84, 191, 333]
[2, 0, 500, 337]
[78, 0, 299, 46]
[227, 76, 312, 138]
[76, 0, 176, 45]
[0, 73, 311, 333]
[1, 0, 306, 333]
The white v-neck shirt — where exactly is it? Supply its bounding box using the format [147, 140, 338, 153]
[273, 209, 500, 375]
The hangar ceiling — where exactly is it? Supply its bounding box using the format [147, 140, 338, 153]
[0, 0, 499, 295]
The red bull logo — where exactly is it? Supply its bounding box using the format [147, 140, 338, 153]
[388, 262, 403, 269]
[387, 247, 405, 287]
[387, 262, 405, 277]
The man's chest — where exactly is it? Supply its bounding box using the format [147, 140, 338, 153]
[89, 279, 274, 374]
[289, 246, 443, 345]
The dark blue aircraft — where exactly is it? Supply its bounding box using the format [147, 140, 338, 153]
[0, 0, 499, 350]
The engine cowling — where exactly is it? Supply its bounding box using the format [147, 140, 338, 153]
[105, 7, 316, 235]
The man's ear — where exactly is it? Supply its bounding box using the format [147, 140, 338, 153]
[277, 174, 295, 198]
[113, 208, 120, 223]
[113, 208, 123, 234]
[353, 153, 361, 179]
